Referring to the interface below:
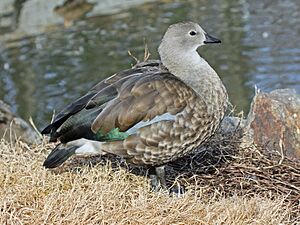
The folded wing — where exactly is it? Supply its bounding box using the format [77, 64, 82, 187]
[42, 61, 200, 149]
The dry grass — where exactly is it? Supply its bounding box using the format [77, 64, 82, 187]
[0, 134, 299, 224]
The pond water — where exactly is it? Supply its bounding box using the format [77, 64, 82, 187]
[0, 0, 299, 129]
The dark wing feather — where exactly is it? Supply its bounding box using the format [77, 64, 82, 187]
[41, 92, 97, 135]
[41, 62, 160, 140]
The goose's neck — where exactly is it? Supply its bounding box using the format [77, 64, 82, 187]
[159, 48, 219, 91]
[159, 46, 228, 115]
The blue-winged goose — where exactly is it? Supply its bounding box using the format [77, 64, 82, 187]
[42, 22, 228, 190]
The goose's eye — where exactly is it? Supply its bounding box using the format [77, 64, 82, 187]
[189, 30, 197, 36]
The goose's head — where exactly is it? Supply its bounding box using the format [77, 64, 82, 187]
[159, 21, 221, 53]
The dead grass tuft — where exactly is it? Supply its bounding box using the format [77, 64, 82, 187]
[169, 130, 300, 212]
[0, 134, 299, 224]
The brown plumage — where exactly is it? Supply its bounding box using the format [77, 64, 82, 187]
[42, 22, 228, 190]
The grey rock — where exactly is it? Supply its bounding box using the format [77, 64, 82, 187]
[0, 100, 41, 145]
[219, 116, 246, 133]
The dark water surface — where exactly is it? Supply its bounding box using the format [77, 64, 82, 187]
[0, 0, 299, 129]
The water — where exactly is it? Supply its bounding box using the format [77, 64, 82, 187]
[0, 0, 299, 129]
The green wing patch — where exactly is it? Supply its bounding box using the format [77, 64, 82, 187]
[96, 128, 129, 141]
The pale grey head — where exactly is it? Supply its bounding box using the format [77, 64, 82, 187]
[158, 21, 222, 79]
[159, 21, 220, 52]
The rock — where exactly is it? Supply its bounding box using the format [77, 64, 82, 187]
[219, 116, 246, 133]
[0, 100, 42, 145]
[245, 89, 300, 158]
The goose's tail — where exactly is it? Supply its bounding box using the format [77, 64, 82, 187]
[43, 139, 105, 168]
[43, 144, 77, 168]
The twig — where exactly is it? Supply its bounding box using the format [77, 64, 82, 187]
[127, 50, 139, 64]
[29, 116, 43, 139]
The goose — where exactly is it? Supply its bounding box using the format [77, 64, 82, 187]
[42, 21, 228, 190]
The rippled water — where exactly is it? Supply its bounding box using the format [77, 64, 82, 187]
[0, 0, 299, 129]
